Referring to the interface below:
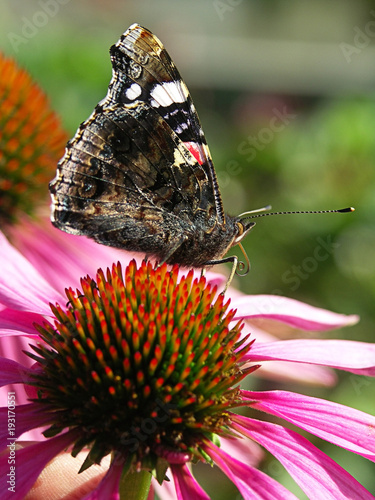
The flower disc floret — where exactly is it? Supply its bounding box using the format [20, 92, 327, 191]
[30, 260, 252, 473]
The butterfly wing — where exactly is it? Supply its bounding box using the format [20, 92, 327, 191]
[108, 23, 225, 223]
[51, 102, 200, 254]
[50, 24, 227, 264]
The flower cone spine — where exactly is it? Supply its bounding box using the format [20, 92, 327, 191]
[30, 260, 253, 478]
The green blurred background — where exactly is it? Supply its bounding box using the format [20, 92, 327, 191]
[1, 1, 374, 497]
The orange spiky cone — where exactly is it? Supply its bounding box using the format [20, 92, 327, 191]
[0, 53, 68, 226]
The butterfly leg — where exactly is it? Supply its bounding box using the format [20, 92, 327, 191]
[203, 255, 238, 294]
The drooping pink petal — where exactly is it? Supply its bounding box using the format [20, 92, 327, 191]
[151, 474, 178, 500]
[0, 308, 43, 337]
[0, 335, 37, 366]
[239, 323, 338, 386]
[204, 440, 299, 500]
[0, 403, 52, 448]
[232, 294, 359, 330]
[170, 464, 210, 500]
[220, 435, 263, 467]
[147, 485, 155, 500]
[83, 461, 122, 500]
[256, 359, 337, 387]
[247, 339, 375, 376]
[9, 218, 135, 293]
[0, 232, 63, 315]
[0, 357, 34, 387]
[0, 430, 77, 500]
[233, 415, 375, 500]
[203, 271, 227, 290]
[241, 390, 375, 461]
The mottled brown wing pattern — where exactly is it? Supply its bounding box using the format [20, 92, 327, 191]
[50, 101, 214, 261]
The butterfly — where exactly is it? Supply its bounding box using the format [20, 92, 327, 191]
[49, 24, 352, 288]
[49, 23, 255, 287]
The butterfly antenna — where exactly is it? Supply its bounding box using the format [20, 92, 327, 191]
[238, 205, 272, 217]
[239, 206, 354, 221]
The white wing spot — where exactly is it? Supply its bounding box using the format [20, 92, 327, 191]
[150, 81, 188, 108]
[126, 83, 142, 101]
[175, 122, 188, 134]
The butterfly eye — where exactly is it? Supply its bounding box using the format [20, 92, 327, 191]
[236, 222, 244, 237]
[234, 222, 246, 244]
[233, 220, 256, 246]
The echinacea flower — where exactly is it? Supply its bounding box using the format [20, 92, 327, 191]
[0, 53, 67, 226]
[0, 233, 374, 500]
[0, 47, 342, 435]
[0, 49, 349, 397]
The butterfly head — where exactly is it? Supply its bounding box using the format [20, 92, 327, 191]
[233, 219, 256, 246]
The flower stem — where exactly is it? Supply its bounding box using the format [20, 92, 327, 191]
[119, 470, 152, 500]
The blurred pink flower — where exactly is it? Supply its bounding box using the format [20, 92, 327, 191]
[0, 232, 374, 500]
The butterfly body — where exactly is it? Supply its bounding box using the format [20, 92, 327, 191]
[50, 24, 255, 271]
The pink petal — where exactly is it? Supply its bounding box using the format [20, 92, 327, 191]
[9, 219, 135, 293]
[248, 339, 375, 376]
[203, 271, 227, 290]
[232, 294, 359, 330]
[147, 486, 155, 500]
[220, 435, 263, 468]
[0, 357, 33, 387]
[170, 464, 210, 500]
[151, 475, 178, 500]
[240, 323, 276, 343]
[0, 430, 76, 499]
[233, 415, 375, 500]
[204, 440, 298, 499]
[256, 360, 337, 387]
[0, 232, 63, 315]
[242, 390, 375, 461]
[238, 323, 338, 387]
[0, 335, 37, 366]
[83, 461, 122, 500]
[0, 308, 43, 337]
